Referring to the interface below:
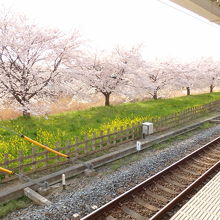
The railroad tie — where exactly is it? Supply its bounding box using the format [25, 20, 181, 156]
[121, 206, 146, 220]
[162, 177, 186, 188]
[174, 173, 195, 182]
[198, 154, 217, 162]
[177, 166, 200, 176]
[190, 163, 207, 171]
[211, 149, 220, 155]
[133, 196, 159, 212]
[144, 190, 169, 203]
[210, 148, 220, 154]
[192, 158, 212, 166]
[106, 216, 118, 220]
[155, 183, 178, 195]
[204, 151, 220, 159]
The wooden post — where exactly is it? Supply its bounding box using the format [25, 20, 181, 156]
[131, 123, 135, 140]
[4, 153, 9, 179]
[170, 113, 174, 127]
[120, 126, 123, 143]
[32, 147, 37, 171]
[67, 142, 72, 156]
[45, 150, 49, 168]
[161, 116, 164, 130]
[107, 129, 111, 146]
[55, 146, 60, 162]
[18, 150, 23, 173]
[99, 130, 104, 149]
[175, 112, 178, 126]
[84, 135, 89, 154]
[114, 127, 118, 145]
[75, 137, 80, 157]
[92, 132, 96, 151]
[126, 124, 130, 140]
[137, 122, 141, 138]
[154, 117, 158, 131]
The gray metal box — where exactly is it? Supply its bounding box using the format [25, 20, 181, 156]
[142, 122, 153, 135]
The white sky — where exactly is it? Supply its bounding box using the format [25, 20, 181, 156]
[1, 0, 220, 60]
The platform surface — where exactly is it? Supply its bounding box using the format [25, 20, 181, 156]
[170, 170, 220, 220]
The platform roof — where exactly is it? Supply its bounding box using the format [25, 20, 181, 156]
[170, 0, 220, 25]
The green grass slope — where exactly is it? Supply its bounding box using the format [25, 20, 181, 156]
[0, 92, 220, 162]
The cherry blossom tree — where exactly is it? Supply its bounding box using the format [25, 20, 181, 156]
[133, 58, 177, 100]
[197, 57, 220, 93]
[0, 13, 82, 116]
[72, 46, 143, 106]
[175, 60, 199, 96]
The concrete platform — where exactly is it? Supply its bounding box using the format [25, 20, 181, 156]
[171, 171, 220, 220]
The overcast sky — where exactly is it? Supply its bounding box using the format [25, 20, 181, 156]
[1, 0, 220, 60]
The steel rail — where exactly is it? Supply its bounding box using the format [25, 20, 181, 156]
[150, 158, 220, 219]
[81, 136, 220, 220]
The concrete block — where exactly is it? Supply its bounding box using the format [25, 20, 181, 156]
[24, 187, 52, 206]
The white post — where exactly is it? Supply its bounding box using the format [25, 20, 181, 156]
[72, 213, 80, 220]
[62, 174, 66, 190]
[91, 205, 98, 210]
[136, 141, 141, 151]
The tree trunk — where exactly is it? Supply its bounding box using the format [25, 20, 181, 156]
[153, 91, 158, 100]
[186, 87, 190, 96]
[103, 92, 111, 106]
[22, 100, 31, 117]
[210, 84, 214, 93]
[23, 109, 31, 117]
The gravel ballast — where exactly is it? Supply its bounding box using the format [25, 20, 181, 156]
[4, 124, 220, 220]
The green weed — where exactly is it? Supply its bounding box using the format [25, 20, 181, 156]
[0, 197, 30, 219]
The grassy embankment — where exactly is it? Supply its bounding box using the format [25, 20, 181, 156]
[0, 92, 220, 164]
[0, 197, 30, 219]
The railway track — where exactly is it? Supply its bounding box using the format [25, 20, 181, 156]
[81, 136, 220, 220]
